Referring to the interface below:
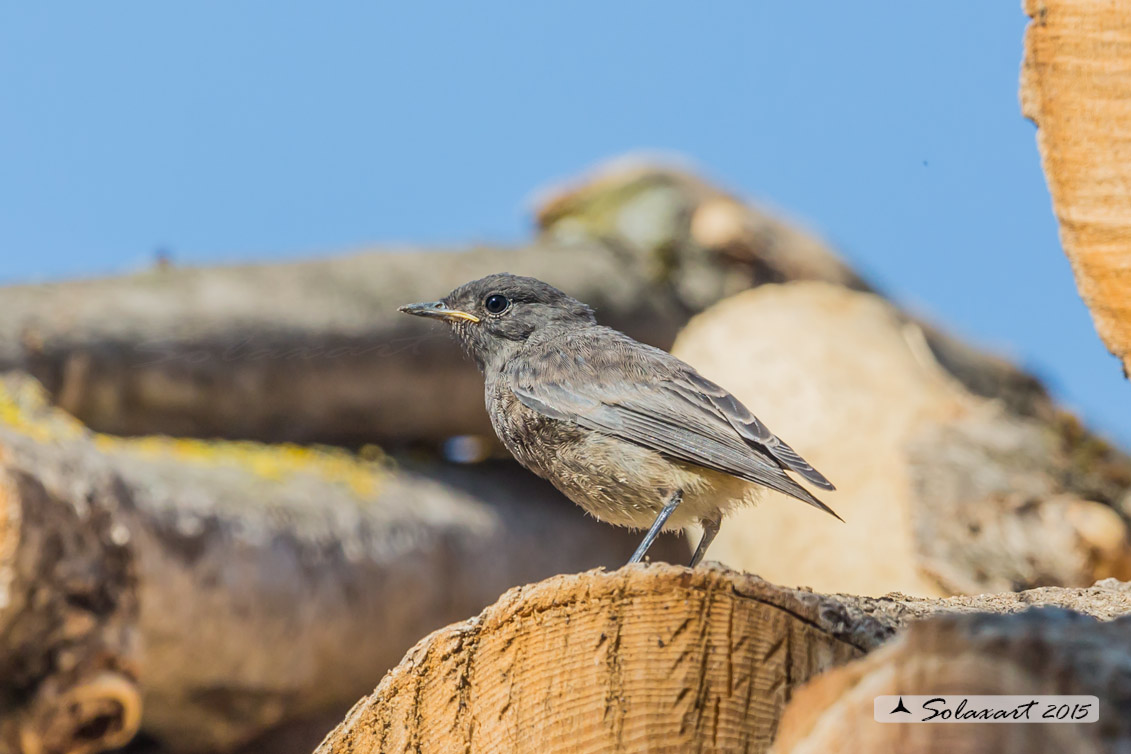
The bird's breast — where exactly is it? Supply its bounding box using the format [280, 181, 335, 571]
[485, 380, 575, 479]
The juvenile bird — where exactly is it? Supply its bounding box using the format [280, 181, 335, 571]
[399, 274, 840, 567]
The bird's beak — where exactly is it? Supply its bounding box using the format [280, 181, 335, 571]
[397, 301, 481, 323]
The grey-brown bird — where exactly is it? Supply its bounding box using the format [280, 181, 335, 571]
[400, 273, 840, 567]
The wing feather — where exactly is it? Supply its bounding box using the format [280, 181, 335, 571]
[678, 373, 836, 490]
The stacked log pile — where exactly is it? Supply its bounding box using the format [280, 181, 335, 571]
[5, 17, 1131, 743]
[2, 155, 1130, 753]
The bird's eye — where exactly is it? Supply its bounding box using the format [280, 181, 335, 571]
[484, 294, 510, 315]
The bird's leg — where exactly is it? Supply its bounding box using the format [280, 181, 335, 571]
[689, 516, 721, 568]
[627, 490, 683, 565]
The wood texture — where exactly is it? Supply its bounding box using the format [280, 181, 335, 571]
[672, 282, 1131, 597]
[1022, 0, 1131, 377]
[0, 373, 683, 754]
[773, 606, 1131, 754]
[315, 565, 1131, 754]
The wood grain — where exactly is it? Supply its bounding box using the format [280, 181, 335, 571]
[1022, 0, 1131, 377]
[315, 566, 1131, 754]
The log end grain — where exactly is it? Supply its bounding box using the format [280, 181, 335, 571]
[314, 564, 872, 754]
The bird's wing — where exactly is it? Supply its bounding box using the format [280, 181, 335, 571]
[509, 331, 840, 520]
[672, 371, 836, 491]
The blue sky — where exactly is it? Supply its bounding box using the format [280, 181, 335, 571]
[2, 3, 1128, 445]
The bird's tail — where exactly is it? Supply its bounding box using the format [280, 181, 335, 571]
[757, 470, 844, 522]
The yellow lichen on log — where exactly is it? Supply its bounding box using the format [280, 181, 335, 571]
[0, 374, 390, 498]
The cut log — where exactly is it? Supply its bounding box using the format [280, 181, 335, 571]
[1021, 0, 1131, 378]
[773, 608, 1131, 754]
[314, 564, 1131, 754]
[0, 372, 684, 754]
[671, 282, 1131, 597]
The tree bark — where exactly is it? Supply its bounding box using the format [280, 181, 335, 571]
[1021, 0, 1131, 378]
[313, 564, 1131, 754]
[0, 373, 684, 754]
[671, 282, 1131, 598]
[773, 607, 1131, 754]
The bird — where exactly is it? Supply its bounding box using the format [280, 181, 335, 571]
[399, 273, 840, 567]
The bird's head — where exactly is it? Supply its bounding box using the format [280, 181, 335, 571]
[399, 273, 595, 370]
